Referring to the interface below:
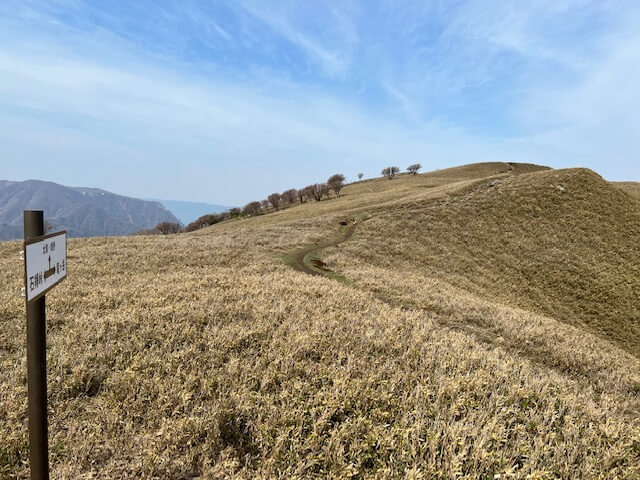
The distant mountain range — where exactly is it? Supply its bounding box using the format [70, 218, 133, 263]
[149, 199, 232, 225]
[0, 179, 179, 240]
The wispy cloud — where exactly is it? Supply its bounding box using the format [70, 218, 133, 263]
[231, 0, 359, 77]
[0, 0, 638, 205]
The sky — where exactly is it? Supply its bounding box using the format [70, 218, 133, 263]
[0, 0, 639, 205]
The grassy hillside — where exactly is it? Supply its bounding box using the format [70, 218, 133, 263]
[614, 182, 640, 201]
[333, 168, 640, 355]
[1, 163, 639, 479]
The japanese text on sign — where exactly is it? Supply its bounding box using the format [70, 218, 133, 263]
[24, 231, 67, 302]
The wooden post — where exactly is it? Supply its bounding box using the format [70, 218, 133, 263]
[24, 210, 49, 480]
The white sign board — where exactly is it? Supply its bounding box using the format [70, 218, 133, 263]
[24, 231, 67, 302]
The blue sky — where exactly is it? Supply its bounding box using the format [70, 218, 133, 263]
[1, 0, 639, 205]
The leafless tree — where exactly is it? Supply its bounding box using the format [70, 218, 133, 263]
[327, 173, 346, 197]
[268, 192, 282, 210]
[306, 183, 328, 201]
[302, 185, 314, 201]
[260, 199, 270, 211]
[184, 212, 231, 231]
[357, 173, 364, 180]
[184, 211, 236, 231]
[407, 163, 422, 175]
[297, 188, 307, 203]
[282, 188, 298, 204]
[381, 166, 400, 179]
[243, 201, 261, 217]
[155, 221, 182, 234]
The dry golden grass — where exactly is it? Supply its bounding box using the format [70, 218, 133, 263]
[335, 168, 640, 355]
[614, 182, 640, 201]
[1, 162, 639, 479]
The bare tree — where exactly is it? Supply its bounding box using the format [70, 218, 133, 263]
[268, 192, 282, 210]
[306, 183, 328, 201]
[297, 188, 307, 203]
[357, 173, 364, 180]
[302, 185, 314, 201]
[243, 201, 261, 217]
[282, 188, 298, 204]
[185, 211, 232, 231]
[407, 163, 422, 175]
[327, 173, 346, 197]
[260, 199, 270, 211]
[155, 221, 182, 234]
[381, 166, 400, 179]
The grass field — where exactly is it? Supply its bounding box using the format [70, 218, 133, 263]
[1, 162, 639, 479]
[614, 182, 640, 201]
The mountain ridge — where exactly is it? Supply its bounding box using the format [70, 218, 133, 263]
[0, 179, 178, 240]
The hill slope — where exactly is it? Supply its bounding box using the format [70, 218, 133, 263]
[333, 168, 640, 355]
[0, 180, 178, 239]
[1, 162, 639, 479]
[614, 181, 640, 201]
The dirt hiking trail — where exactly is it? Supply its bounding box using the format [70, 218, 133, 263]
[286, 220, 359, 279]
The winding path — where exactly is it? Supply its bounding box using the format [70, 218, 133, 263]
[286, 221, 359, 278]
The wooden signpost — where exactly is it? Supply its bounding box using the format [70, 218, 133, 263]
[23, 211, 67, 480]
